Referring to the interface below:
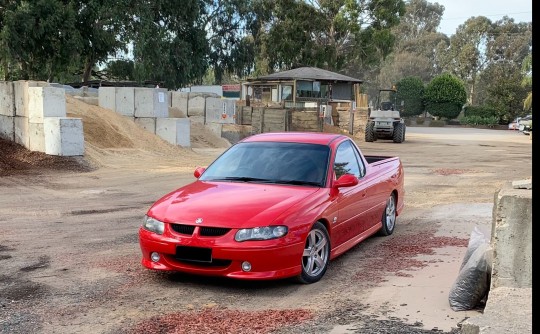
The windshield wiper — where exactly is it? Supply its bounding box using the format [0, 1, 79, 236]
[271, 180, 322, 187]
[209, 177, 274, 183]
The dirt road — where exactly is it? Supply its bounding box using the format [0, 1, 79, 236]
[0, 127, 531, 334]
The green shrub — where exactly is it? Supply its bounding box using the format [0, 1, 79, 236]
[463, 105, 498, 118]
[396, 77, 425, 117]
[462, 116, 499, 126]
[424, 73, 467, 120]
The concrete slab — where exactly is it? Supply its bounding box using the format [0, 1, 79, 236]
[511, 179, 532, 189]
[13, 81, 50, 117]
[115, 87, 135, 116]
[188, 116, 205, 125]
[28, 87, 66, 123]
[168, 107, 186, 118]
[0, 81, 15, 116]
[0, 115, 15, 141]
[134, 117, 156, 134]
[44, 117, 84, 156]
[461, 287, 532, 334]
[29, 122, 45, 152]
[156, 118, 190, 147]
[14, 116, 30, 147]
[98, 87, 116, 111]
[134, 88, 168, 118]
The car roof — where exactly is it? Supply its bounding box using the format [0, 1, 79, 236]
[240, 132, 346, 145]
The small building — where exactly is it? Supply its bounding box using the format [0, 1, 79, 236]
[242, 67, 363, 108]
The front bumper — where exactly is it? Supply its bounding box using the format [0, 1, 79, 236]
[139, 227, 304, 280]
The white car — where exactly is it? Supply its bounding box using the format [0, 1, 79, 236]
[518, 115, 532, 135]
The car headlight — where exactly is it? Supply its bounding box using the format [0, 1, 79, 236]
[235, 226, 288, 242]
[143, 215, 165, 235]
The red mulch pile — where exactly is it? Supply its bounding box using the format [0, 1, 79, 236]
[127, 308, 313, 334]
[354, 230, 468, 282]
[0, 138, 92, 176]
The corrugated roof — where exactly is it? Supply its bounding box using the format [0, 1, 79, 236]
[254, 67, 362, 83]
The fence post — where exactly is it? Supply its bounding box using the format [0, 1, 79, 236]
[349, 102, 354, 135]
[260, 108, 265, 133]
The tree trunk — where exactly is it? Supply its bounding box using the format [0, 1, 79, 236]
[82, 58, 94, 83]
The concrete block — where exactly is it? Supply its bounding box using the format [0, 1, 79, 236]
[14, 116, 30, 147]
[98, 87, 116, 111]
[187, 93, 206, 117]
[44, 117, 84, 156]
[0, 115, 15, 141]
[490, 182, 532, 289]
[29, 122, 45, 152]
[115, 87, 135, 116]
[206, 123, 223, 137]
[134, 117, 156, 134]
[134, 88, 168, 118]
[171, 91, 189, 116]
[13, 81, 50, 117]
[205, 97, 236, 124]
[73, 96, 99, 106]
[156, 118, 190, 147]
[0, 81, 15, 116]
[28, 87, 66, 123]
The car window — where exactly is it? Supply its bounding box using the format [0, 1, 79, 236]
[351, 144, 366, 177]
[334, 141, 361, 179]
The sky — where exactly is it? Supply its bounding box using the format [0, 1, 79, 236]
[433, 0, 532, 36]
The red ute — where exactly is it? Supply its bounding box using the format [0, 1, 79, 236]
[139, 132, 405, 283]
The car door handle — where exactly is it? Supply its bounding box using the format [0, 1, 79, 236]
[361, 191, 367, 198]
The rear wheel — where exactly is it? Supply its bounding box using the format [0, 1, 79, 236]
[379, 194, 396, 236]
[365, 122, 376, 142]
[393, 123, 405, 143]
[297, 222, 330, 284]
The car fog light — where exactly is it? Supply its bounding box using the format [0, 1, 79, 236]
[241, 261, 252, 272]
[151, 252, 160, 262]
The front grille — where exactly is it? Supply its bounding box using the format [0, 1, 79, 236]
[199, 227, 231, 237]
[176, 246, 212, 262]
[171, 224, 195, 235]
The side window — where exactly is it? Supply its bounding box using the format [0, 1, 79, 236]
[351, 145, 366, 178]
[334, 141, 361, 179]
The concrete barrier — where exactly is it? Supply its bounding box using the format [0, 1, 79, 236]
[44, 117, 84, 156]
[490, 181, 532, 289]
[29, 122, 45, 152]
[187, 93, 206, 117]
[0, 81, 15, 116]
[98, 87, 116, 111]
[13, 81, 50, 117]
[134, 88, 168, 118]
[170, 92, 188, 117]
[14, 116, 29, 147]
[115, 87, 135, 116]
[28, 87, 66, 123]
[156, 118, 190, 147]
[205, 97, 236, 124]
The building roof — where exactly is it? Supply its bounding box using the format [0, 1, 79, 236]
[253, 67, 362, 83]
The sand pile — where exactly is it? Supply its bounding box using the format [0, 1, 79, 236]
[65, 96, 228, 168]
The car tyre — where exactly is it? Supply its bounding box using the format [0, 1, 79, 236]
[393, 123, 405, 143]
[379, 194, 397, 236]
[297, 222, 330, 284]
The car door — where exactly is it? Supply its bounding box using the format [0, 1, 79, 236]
[331, 140, 370, 246]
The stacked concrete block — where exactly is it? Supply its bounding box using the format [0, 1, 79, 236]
[156, 118, 190, 147]
[13, 81, 50, 117]
[0, 115, 15, 141]
[115, 87, 135, 116]
[44, 118, 84, 156]
[29, 122, 45, 152]
[134, 88, 168, 118]
[14, 116, 30, 147]
[134, 117, 156, 134]
[98, 87, 116, 111]
[170, 92, 189, 117]
[28, 87, 66, 123]
[205, 97, 236, 124]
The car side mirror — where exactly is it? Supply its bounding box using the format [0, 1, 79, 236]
[333, 174, 359, 188]
[194, 167, 206, 179]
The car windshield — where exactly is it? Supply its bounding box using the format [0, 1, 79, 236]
[199, 142, 330, 187]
